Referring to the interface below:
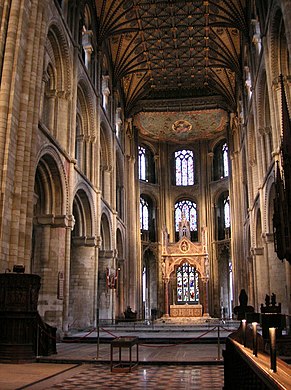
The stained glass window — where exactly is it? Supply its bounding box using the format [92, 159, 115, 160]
[177, 263, 199, 303]
[222, 143, 229, 177]
[175, 150, 194, 186]
[224, 195, 230, 228]
[138, 145, 156, 183]
[140, 197, 149, 230]
[213, 141, 229, 180]
[217, 192, 231, 240]
[138, 146, 146, 181]
[175, 200, 197, 232]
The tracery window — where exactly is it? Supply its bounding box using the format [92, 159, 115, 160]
[224, 195, 231, 229]
[139, 146, 146, 181]
[213, 141, 229, 180]
[175, 149, 194, 186]
[222, 143, 229, 177]
[140, 197, 149, 231]
[138, 145, 156, 183]
[217, 192, 231, 240]
[176, 263, 199, 304]
[175, 199, 198, 242]
[140, 195, 156, 241]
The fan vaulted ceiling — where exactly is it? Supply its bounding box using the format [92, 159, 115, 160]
[95, 0, 249, 138]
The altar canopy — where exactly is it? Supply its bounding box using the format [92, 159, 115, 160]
[161, 224, 209, 318]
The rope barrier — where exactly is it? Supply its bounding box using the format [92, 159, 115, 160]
[37, 322, 97, 343]
[61, 328, 96, 342]
[220, 326, 238, 333]
[99, 327, 119, 338]
[139, 326, 218, 348]
[37, 321, 238, 347]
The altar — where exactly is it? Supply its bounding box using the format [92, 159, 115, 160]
[170, 304, 203, 317]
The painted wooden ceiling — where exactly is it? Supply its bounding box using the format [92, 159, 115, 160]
[95, 0, 250, 139]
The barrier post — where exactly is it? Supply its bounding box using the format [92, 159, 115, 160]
[97, 308, 100, 359]
[36, 322, 40, 358]
[217, 325, 221, 360]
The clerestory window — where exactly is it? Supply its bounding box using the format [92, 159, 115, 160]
[174, 149, 194, 186]
[138, 145, 156, 183]
[213, 141, 229, 180]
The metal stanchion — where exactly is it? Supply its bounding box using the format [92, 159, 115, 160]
[217, 325, 221, 360]
[36, 323, 40, 358]
[97, 308, 100, 359]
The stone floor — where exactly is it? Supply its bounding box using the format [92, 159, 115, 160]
[0, 321, 247, 389]
[0, 337, 225, 389]
[26, 363, 225, 390]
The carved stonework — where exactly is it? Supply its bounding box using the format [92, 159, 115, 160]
[170, 304, 203, 317]
[162, 236, 208, 280]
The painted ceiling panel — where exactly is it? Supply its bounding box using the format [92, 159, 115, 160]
[95, 0, 249, 138]
[134, 109, 228, 143]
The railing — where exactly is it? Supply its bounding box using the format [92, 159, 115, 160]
[223, 333, 291, 389]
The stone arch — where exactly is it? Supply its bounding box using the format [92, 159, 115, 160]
[214, 190, 230, 241]
[44, 21, 71, 93]
[72, 188, 93, 238]
[256, 69, 274, 171]
[269, 5, 290, 80]
[116, 228, 124, 259]
[264, 173, 276, 234]
[140, 192, 157, 242]
[100, 122, 113, 168]
[255, 208, 263, 248]
[42, 21, 72, 148]
[100, 211, 112, 250]
[77, 80, 94, 137]
[100, 123, 113, 203]
[209, 135, 227, 152]
[167, 257, 204, 280]
[116, 148, 124, 218]
[75, 79, 96, 176]
[35, 145, 69, 214]
[69, 186, 96, 329]
[32, 151, 69, 326]
[34, 150, 67, 216]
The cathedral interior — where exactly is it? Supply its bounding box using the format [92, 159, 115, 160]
[0, 0, 291, 341]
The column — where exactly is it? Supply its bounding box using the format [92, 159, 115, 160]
[201, 277, 210, 317]
[164, 278, 170, 317]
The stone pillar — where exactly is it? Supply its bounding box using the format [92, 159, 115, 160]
[62, 224, 73, 333]
[201, 277, 210, 317]
[164, 278, 169, 317]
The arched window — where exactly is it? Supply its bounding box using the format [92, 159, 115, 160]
[75, 113, 83, 167]
[140, 196, 149, 230]
[213, 141, 229, 180]
[174, 149, 194, 185]
[138, 145, 156, 183]
[216, 192, 231, 240]
[177, 263, 199, 304]
[140, 195, 156, 241]
[175, 199, 198, 242]
[139, 146, 146, 181]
